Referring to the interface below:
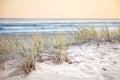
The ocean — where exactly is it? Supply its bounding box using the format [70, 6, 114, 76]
[0, 19, 120, 34]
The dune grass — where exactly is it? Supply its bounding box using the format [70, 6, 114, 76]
[74, 26, 120, 42]
[0, 36, 15, 70]
[102, 27, 112, 42]
[0, 35, 38, 74]
[53, 33, 72, 64]
[117, 26, 120, 42]
[74, 27, 98, 42]
[20, 51, 36, 74]
[20, 34, 43, 74]
[0, 26, 120, 74]
[0, 36, 6, 70]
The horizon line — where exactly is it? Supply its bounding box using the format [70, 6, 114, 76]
[0, 18, 120, 20]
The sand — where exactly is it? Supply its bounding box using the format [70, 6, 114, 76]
[0, 41, 120, 80]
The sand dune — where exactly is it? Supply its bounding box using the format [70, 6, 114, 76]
[0, 42, 120, 80]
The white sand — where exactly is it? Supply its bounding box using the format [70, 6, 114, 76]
[0, 42, 120, 80]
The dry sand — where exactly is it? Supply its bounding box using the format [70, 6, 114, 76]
[0, 41, 120, 80]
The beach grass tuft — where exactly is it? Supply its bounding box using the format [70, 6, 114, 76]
[74, 27, 98, 42]
[53, 33, 72, 64]
[0, 36, 6, 70]
[102, 27, 112, 42]
[117, 26, 120, 42]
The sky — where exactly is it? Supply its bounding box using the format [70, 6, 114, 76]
[0, 0, 120, 18]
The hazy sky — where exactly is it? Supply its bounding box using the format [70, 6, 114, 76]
[0, 0, 120, 18]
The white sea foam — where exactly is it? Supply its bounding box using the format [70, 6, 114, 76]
[0, 19, 119, 34]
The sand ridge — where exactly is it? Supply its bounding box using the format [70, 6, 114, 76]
[0, 42, 120, 80]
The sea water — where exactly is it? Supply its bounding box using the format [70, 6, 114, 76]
[0, 19, 120, 34]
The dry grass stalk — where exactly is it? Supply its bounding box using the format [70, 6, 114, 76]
[75, 27, 98, 42]
[31, 34, 43, 62]
[117, 26, 120, 42]
[54, 33, 72, 64]
[9, 35, 36, 75]
[102, 27, 112, 42]
[20, 51, 36, 75]
[0, 36, 7, 70]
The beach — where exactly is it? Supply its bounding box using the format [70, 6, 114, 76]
[0, 32, 120, 80]
[0, 0, 120, 79]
